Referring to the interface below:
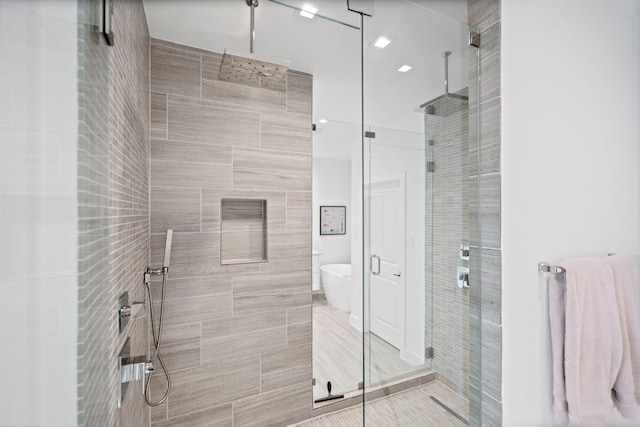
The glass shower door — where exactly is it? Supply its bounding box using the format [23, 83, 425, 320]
[361, 1, 481, 425]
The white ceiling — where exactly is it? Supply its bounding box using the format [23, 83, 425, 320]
[143, 0, 469, 160]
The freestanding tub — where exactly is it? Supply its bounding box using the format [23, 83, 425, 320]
[320, 264, 352, 312]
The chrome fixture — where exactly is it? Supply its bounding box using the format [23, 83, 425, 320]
[218, 0, 289, 88]
[460, 245, 470, 261]
[442, 51, 451, 96]
[118, 338, 154, 408]
[420, 51, 468, 117]
[143, 229, 173, 407]
[117, 291, 146, 334]
[457, 266, 469, 289]
[371, 254, 381, 275]
[469, 31, 481, 48]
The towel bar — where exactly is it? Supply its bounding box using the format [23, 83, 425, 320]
[538, 262, 565, 274]
[538, 254, 617, 275]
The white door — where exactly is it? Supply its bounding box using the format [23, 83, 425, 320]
[369, 177, 405, 349]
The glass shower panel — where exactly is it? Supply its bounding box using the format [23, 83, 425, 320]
[362, 1, 480, 425]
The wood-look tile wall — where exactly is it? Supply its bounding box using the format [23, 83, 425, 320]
[148, 38, 313, 427]
[468, 0, 503, 425]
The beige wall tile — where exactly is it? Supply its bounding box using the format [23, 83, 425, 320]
[202, 78, 286, 111]
[268, 230, 312, 263]
[287, 192, 312, 230]
[151, 187, 200, 233]
[150, 274, 232, 301]
[148, 38, 314, 425]
[261, 344, 312, 390]
[202, 310, 285, 340]
[261, 124, 311, 153]
[233, 382, 311, 427]
[168, 96, 260, 147]
[151, 232, 220, 277]
[201, 53, 223, 81]
[286, 71, 312, 115]
[151, 38, 212, 55]
[150, 322, 201, 372]
[151, 159, 232, 189]
[151, 44, 201, 98]
[151, 139, 232, 164]
[287, 322, 312, 347]
[233, 148, 311, 191]
[287, 305, 312, 326]
[262, 110, 311, 131]
[233, 270, 311, 315]
[151, 92, 167, 140]
[151, 404, 232, 427]
[154, 293, 231, 326]
[167, 354, 261, 418]
[201, 327, 286, 363]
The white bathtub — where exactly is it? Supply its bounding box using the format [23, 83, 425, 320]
[320, 264, 352, 312]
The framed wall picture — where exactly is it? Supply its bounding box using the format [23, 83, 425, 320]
[320, 206, 346, 235]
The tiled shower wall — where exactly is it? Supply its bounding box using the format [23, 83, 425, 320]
[148, 39, 313, 426]
[424, 90, 470, 397]
[468, 0, 503, 425]
[77, 0, 150, 425]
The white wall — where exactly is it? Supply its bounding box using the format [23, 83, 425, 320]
[313, 158, 352, 272]
[501, 0, 640, 425]
[0, 1, 79, 425]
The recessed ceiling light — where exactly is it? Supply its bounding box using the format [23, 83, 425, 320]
[319, 119, 328, 124]
[374, 36, 391, 48]
[398, 65, 412, 72]
[300, 4, 317, 19]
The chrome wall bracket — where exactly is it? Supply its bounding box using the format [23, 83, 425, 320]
[118, 291, 146, 334]
[469, 31, 480, 48]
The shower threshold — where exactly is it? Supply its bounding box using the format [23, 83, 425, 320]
[309, 369, 435, 416]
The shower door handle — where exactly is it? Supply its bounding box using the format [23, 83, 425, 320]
[371, 255, 381, 275]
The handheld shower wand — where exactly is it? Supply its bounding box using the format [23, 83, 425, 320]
[144, 229, 173, 406]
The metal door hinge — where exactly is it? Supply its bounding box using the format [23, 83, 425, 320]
[469, 31, 480, 48]
[425, 347, 434, 359]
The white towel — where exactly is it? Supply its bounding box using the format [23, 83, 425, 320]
[549, 257, 623, 426]
[603, 255, 640, 419]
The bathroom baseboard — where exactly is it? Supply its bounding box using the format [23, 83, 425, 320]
[400, 348, 425, 367]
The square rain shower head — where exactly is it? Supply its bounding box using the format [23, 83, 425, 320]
[218, 49, 289, 89]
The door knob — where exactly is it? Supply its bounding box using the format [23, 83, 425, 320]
[393, 273, 401, 277]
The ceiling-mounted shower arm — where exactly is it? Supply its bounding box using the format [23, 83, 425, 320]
[247, 0, 259, 54]
[442, 51, 452, 96]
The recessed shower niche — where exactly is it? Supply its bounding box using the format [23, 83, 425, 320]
[220, 198, 268, 265]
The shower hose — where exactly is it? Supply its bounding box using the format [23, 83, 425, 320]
[144, 269, 171, 406]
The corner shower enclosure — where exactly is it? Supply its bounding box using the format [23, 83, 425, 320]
[1, 0, 491, 425]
